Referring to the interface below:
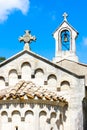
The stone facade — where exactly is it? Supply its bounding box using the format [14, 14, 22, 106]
[0, 13, 86, 130]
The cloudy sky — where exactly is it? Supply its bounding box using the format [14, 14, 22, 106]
[0, 0, 87, 64]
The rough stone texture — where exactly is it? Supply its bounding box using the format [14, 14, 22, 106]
[0, 49, 85, 130]
[0, 14, 86, 130]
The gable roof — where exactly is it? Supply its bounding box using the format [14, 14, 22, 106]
[53, 20, 79, 35]
[0, 50, 85, 78]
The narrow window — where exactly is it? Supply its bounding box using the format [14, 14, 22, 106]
[15, 126, 18, 130]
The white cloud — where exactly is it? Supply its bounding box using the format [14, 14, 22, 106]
[0, 0, 30, 22]
[82, 37, 87, 46]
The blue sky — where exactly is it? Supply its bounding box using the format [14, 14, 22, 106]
[0, 0, 87, 64]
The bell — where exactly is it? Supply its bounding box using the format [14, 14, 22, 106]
[64, 33, 68, 42]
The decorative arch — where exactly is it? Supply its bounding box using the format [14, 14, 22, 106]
[21, 62, 31, 81]
[25, 110, 34, 129]
[1, 111, 8, 123]
[12, 110, 21, 123]
[9, 69, 18, 86]
[47, 74, 57, 91]
[35, 68, 44, 85]
[50, 112, 57, 130]
[60, 80, 70, 91]
[0, 76, 5, 90]
[25, 110, 34, 122]
[39, 111, 47, 130]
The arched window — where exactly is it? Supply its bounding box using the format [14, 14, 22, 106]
[61, 81, 70, 91]
[21, 62, 31, 81]
[47, 74, 57, 91]
[9, 69, 18, 86]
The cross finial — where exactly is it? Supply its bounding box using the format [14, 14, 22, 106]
[63, 12, 68, 21]
[19, 30, 36, 51]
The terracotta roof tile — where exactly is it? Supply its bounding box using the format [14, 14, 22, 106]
[0, 80, 68, 106]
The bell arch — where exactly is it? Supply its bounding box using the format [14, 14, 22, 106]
[60, 29, 71, 51]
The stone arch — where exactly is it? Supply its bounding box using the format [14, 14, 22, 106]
[1, 111, 8, 130]
[25, 110, 34, 122]
[9, 69, 18, 86]
[21, 62, 31, 81]
[60, 80, 70, 91]
[12, 110, 21, 123]
[47, 74, 57, 91]
[50, 112, 57, 130]
[39, 111, 47, 130]
[35, 68, 44, 85]
[25, 110, 34, 130]
[0, 76, 5, 90]
[59, 27, 72, 51]
[1, 111, 8, 123]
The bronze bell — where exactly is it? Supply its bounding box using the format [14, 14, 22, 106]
[64, 33, 68, 42]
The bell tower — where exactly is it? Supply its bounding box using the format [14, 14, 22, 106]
[53, 12, 79, 63]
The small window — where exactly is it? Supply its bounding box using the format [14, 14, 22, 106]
[15, 126, 18, 130]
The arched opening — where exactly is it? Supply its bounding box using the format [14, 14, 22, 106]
[15, 126, 18, 130]
[61, 30, 70, 51]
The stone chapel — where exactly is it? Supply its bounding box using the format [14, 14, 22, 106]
[0, 13, 87, 130]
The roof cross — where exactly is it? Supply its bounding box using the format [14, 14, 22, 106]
[63, 12, 68, 21]
[19, 30, 36, 50]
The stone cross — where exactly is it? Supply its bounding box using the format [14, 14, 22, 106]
[19, 30, 36, 50]
[63, 12, 68, 21]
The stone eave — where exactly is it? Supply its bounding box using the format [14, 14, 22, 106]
[0, 98, 67, 107]
[0, 50, 84, 78]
